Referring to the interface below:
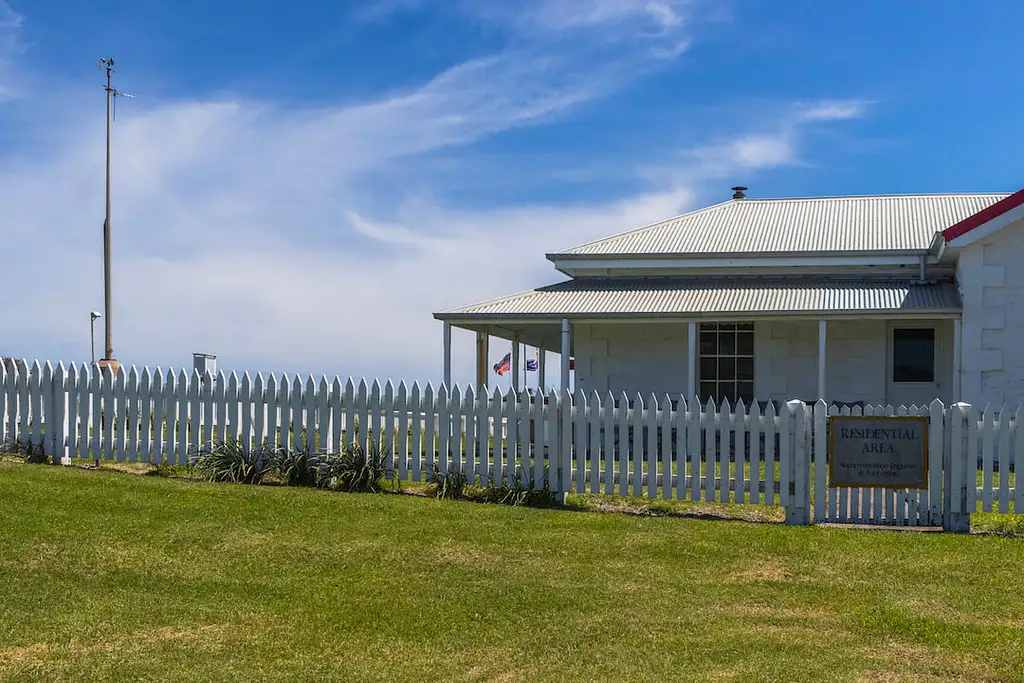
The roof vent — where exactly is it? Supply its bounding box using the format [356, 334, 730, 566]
[731, 186, 748, 200]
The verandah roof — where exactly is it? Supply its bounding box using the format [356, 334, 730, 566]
[436, 278, 960, 323]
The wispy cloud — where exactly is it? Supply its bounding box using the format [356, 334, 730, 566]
[0, 5, 871, 385]
[0, 0, 23, 102]
[801, 100, 872, 121]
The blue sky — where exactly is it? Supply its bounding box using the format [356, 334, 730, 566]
[1, 0, 1023, 385]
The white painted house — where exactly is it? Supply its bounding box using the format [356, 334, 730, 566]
[435, 187, 1024, 408]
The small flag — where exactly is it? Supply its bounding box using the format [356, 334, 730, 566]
[493, 353, 511, 376]
[526, 353, 539, 372]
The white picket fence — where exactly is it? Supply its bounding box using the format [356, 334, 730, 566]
[1, 359, 1019, 530]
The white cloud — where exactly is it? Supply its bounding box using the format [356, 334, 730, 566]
[801, 100, 871, 122]
[0, 0, 22, 102]
[0, 4, 870, 388]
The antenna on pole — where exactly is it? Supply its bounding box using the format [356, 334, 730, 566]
[97, 57, 135, 373]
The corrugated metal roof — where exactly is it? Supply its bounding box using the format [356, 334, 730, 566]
[436, 278, 960, 319]
[553, 194, 1010, 257]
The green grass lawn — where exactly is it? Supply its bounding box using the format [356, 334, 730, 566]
[1, 461, 1023, 683]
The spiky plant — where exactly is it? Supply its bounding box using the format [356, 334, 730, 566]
[426, 464, 467, 500]
[189, 440, 272, 485]
[316, 439, 394, 493]
[272, 446, 318, 487]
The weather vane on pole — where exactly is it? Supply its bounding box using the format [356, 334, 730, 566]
[98, 58, 134, 371]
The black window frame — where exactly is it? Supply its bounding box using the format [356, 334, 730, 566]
[892, 327, 936, 383]
[698, 322, 755, 404]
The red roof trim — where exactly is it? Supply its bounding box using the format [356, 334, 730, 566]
[942, 187, 1024, 242]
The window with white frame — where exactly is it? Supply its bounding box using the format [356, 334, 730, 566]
[699, 322, 754, 404]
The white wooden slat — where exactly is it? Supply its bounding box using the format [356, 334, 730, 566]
[439, 384, 453, 475]
[949, 404, 965, 528]
[463, 386, 475, 482]
[6, 362, 19, 445]
[747, 401, 761, 505]
[150, 370, 165, 463]
[275, 375, 289, 451]
[903, 405, 918, 526]
[252, 373, 267, 453]
[997, 404, 1011, 514]
[48, 360, 62, 462]
[423, 383, 436, 480]
[343, 378, 355, 452]
[1015, 405, 1024, 515]
[89, 367, 102, 461]
[736, 400, 748, 505]
[63, 364, 78, 460]
[618, 392, 629, 497]
[396, 382, 409, 481]
[287, 375, 302, 450]
[235, 373, 251, 455]
[485, 387, 498, 487]
[646, 393, 659, 499]
[100, 365, 115, 461]
[187, 370, 201, 457]
[223, 372, 239, 450]
[545, 389, 558, 491]
[175, 369, 189, 465]
[778, 401, 790, 509]
[385, 380, 397, 474]
[18, 360, 30, 444]
[862, 404, 878, 523]
[661, 395, 672, 500]
[212, 370, 227, 447]
[981, 405, 995, 513]
[329, 377, 343, 455]
[689, 398, 702, 502]
[716, 399, 731, 504]
[410, 383, 424, 482]
[266, 374, 280, 450]
[369, 379, 383, 459]
[794, 403, 809, 523]
[0, 363, 11, 446]
[519, 390, 531, 486]
[317, 376, 331, 453]
[704, 398, 716, 503]
[572, 389, 585, 493]
[536, 391, 548, 490]
[138, 368, 152, 463]
[302, 376, 317, 452]
[631, 394, 644, 498]
[499, 387, 515, 487]
[589, 391, 601, 494]
[29, 361, 44, 448]
[357, 379, 370, 454]
[813, 400, 827, 523]
[126, 366, 140, 462]
[110, 368, 124, 461]
[925, 399, 943, 526]
[602, 392, 614, 495]
[849, 404, 864, 524]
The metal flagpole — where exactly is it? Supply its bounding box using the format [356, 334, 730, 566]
[98, 58, 134, 370]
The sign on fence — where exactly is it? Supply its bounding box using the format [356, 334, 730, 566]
[828, 415, 929, 488]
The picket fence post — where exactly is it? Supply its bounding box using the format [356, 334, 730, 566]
[946, 402, 972, 532]
[784, 399, 811, 525]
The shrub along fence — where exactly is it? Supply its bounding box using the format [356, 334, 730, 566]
[1, 359, 1019, 530]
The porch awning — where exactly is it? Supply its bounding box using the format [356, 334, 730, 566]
[435, 278, 960, 322]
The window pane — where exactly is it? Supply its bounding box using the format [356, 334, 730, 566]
[720, 331, 736, 355]
[737, 331, 754, 355]
[737, 357, 754, 381]
[699, 382, 717, 403]
[893, 328, 935, 382]
[719, 323, 736, 331]
[719, 383, 736, 404]
[700, 331, 717, 355]
[737, 382, 754, 403]
[737, 322, 754, 331]
[719, 357, 736, 380]
[700, 357, 717, 381]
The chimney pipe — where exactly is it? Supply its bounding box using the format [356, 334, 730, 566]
[731, 186, 748, 199]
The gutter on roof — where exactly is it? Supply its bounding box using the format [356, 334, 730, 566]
[436, 308, 963, 323]
[547, 248, 929, 261]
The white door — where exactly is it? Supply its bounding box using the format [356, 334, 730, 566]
[886, 323, 941, 407]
